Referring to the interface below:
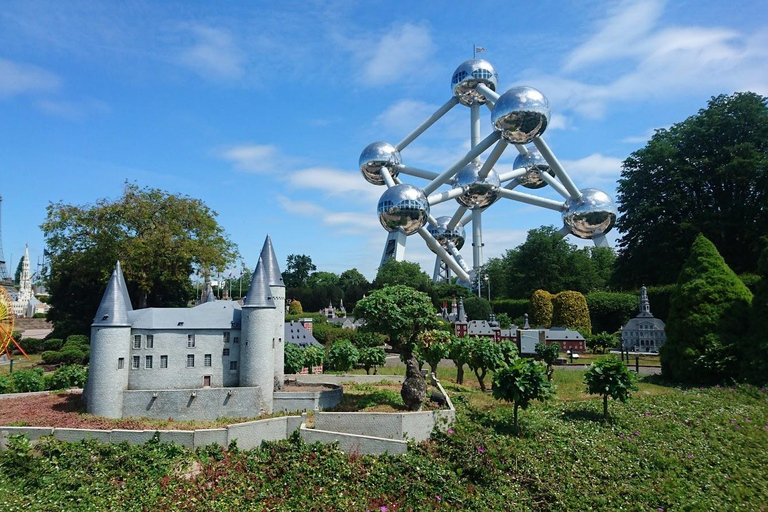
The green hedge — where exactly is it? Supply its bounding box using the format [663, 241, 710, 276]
[585, 291, 637, 334]
[490, 299, 529, 321]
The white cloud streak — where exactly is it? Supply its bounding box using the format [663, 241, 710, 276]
[0, 58, 60, 97]
[176, 25, 245, 81]
[360, 23, 436, 87]
[218, 144, 280, 173]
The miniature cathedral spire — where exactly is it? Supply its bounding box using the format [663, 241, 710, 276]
[638, 285, 652, 317]
[259, 235, 285, 288]
[93, 262, 132, 326]
[243, 256, 276, 308]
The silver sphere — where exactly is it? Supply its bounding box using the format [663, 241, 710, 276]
[427, 216, 466, 251]
[513, 146, 555, 189]
[359, 142, 402, 186]
[491, 86, 550, 143]
[377, 184, 430, 236]
[562, 188, 618, 239]
[451, 59, 498, 107]
[452, 160, 501, 210]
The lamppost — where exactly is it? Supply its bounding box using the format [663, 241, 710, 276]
[484, 273, 490, 301]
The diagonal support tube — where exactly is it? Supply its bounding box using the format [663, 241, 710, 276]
[478, 139, 508, 180]
[447, 206, 467, 230]
[396, 97, 459, 151]
[498, 169, 528, 182]
[417, 227, 470, 282]
[497, 188, 566, 211]
[428, 187, 466, 206]
[532, 137, 582, 201]
[423, 131, 501, 195]
[538, 171, 572, 200]
[398, 165, 439, 180]
[475, 83, 500, 107]
[380, 167, 396, 188]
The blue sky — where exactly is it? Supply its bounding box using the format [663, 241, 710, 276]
[1, 0, 767, 282]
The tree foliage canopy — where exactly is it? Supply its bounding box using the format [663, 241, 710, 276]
[661, 234, 753, 384]
[615, 92, 768, 287]
[282, 254, 316, 289]
[744, 239, 768, 384]
[41, 183, 238, 337]
[584, 356, 637, 419]
[372, 260, 432, 294]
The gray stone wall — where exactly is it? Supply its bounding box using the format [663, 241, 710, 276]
[127, 329, 242, 390]
[122, 387, 263, 421]
[273, 385, 342, 413]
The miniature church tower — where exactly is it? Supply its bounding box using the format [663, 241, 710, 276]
[259, 236, 285, 391]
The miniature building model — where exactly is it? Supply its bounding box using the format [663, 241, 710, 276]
[86, 236, 286, 420]
[621, 286, 666, 352]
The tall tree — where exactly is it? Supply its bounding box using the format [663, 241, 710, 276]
[42, 183, 238, 337]
[282, 254, 316, 289]
[615, 92, 768, 288]
[661, 234, 753, 384]
[372, 259, 433, 294]
[338, 268, 370, 310]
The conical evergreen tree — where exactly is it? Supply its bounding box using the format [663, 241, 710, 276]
[661, 234, 753, 384]
[742, 238, 768, 384]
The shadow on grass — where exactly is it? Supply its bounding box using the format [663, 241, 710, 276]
[330, 389, 407, 412]
[50, 393, 86, 413]
[561, 408, 606, 423]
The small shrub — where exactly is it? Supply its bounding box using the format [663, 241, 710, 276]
[41, 351, 63, 365]
[59, 348, 86, 365]
[18, 338, 44, 354]
[47, 365, 88, 390]
[587, 332, 617, 354]
[447, 335, 472, 385]
[65, 334, 89, 345]
[418, 329, 450, 376]
[288, 300, 303, 314]
[535, 342, 560, 381]
[10, 369, 46, 393]
[468, 337, 505, 392]
[584, 356, 637, 420]
[43, 338, 64, 351]
[493, 358, 554, 432]
[463, 296, 492, 321]
[354, 331, 384, 349]
[326, 340, 359, 372]
[357, 347, 386, 375]
[0, 375, 12, 394]
[284, 343, 305, 374]
[302, 345, 325, 373]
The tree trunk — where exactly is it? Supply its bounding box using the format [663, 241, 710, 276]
[139, 291, 148, 309]
[365, 367, 371, 375]
[456, 364, 464, 385]
[400, 348, 427, 411]
[429, 363, 438, 380]
[475, 368, 487, 392]
[603, 394, 608, 420]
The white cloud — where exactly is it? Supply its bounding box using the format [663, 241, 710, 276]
[360, 23, 436, 87]
[219, 144, 280, 173]
[0, 58, 60, 97]
[35, 98, 110, 119]
[561, 153, 623, 183]
[288, 167, 382, 204]
[621, 126, 667, 144]
[276, 195, 379, 235]
[375, 99, 438, 135]
[176, 25, 245, 81]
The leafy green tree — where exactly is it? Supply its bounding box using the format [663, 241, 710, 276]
[418, 329, 450, 377]
[586, 291, 638, 334]
[353, 331, 384, 349]
[495, 312, 512, 329]
[287, 300, 303, 315]
[535, 342, 560, 381]
[615, 92, 768, 288]
[493, 358, 554, 432]
[284, 343, 305, 374]
[743, 239, 768, 384]
[584, 356, 637, 420]
[468, 336, 505, 392]
[587, 332, 617, 354]
[662, 234, 753, 384]
[302, 345, 325, 374]
[372, 260, 432, 294]
[552, 291, 592, 335]
[447, 335, 472, 385]
[41, 183, 237, 337]
[463, 295, 491, 321]
[326, 340, 359, 372]
[358, 347, 387, 375]
[354, 285, 439, 409]
[282, 254, 316, 289]
[338, 268, 371, 310]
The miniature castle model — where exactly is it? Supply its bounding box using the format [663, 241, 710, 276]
[86, 236, 286, 420]
[621, 286, 666, 352]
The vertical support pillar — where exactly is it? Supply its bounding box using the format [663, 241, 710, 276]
[471, 209, 483, 276]
[380, 230, 407, 266]
[470, 104, 481, 153]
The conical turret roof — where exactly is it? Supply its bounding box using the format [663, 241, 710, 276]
[115, 261, 133, 311]
[93, 262, 132, 326]
[243, 256, 276, 308]
[259, 235, 285, 288]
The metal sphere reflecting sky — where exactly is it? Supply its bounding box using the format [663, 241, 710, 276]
[377, 184, 430, 236]
[562, 188, 617, 239]
[427, 216, 466, 251]
[452, 160, 500, 210]
[513, 146, 555, 189]
[491, 86, 550, 143]
[359, 142, 402, 186]
[451, 59, 498, 107]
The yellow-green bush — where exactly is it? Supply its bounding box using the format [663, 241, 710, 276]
[551, 291, 591, 335]
[529, 290, 553, 327]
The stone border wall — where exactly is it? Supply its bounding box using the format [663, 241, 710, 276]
[273, 384, 343, 413]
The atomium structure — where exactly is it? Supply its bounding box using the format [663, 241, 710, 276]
[360, 58, 618, 287]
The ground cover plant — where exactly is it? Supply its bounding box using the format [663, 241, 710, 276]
[1, 374, 767, 510]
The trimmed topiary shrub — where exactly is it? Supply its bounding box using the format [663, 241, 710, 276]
[43, 338, 64, 351]
[284, 343, 305, 374]
[288, 300, 303, 314]
[47, 365, 88, 390]
[58, 348, 86, 365]
[584, 356, 637, 420]
[326, 340, 359, 372]
[65, 334, 89, 345]
[41, 351, 63, 365]
[463, 296, 492, 321]
[529, 290, 553, 327]
[551, 291, 591, 335]
[18, 338, 44, 355]
[662, 234, 753, 384]
[586, 291, 638, 334]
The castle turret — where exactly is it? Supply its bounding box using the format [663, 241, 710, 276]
[260, 235, 286, 391]
[240, 256, 276, 413]
[86, 261, 132, 418]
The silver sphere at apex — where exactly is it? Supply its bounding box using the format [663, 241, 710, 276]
[359, 142, 402, 186]
[451, 59, 498, 107]
[427, 216, 466, 251]
[377, 184, 430, 236]
[562, 188, 617, 239]
[452, 160, 501, 210]
[491, 86, 550, 143]
[513, 146, 555, 189]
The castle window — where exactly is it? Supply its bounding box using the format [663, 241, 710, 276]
[204, 354, 212, 367]
[186, 354, 195, 368]
[229, 361, 238, 371]
[118, 357, 124, 369]
[146, 335, 154, 349]
[223, 348, 230, 357]
[133, 335, 141, 349]
[145, 355, 153, 369]
[132, 356, 140, 369]
[160, 355, 168, 368]
[234, 337, 239, 344]
[223, 332, 230, 343]
[187, 334, 196, 348]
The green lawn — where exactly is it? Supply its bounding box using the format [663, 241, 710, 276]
[0, 354, 43, 376]
[1, 375, 766, 510]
